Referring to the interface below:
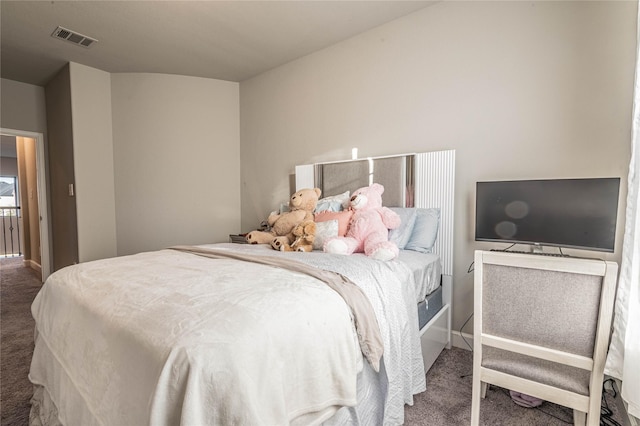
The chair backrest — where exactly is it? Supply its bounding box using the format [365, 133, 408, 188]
[482, 263, 603, 357]
[474, 250, 618, 382]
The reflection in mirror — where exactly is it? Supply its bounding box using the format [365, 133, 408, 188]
[315, 154, 415, 207]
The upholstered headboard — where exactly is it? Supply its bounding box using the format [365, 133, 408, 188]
[316, 155, 412, 207]
[295, 150, 455, 276]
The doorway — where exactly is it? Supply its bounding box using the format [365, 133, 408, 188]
[0, 128, 50, 282]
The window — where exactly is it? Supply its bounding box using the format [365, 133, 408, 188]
[0, 176, 19, 216]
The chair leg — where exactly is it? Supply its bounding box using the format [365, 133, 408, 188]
[471, 378, 482, 425]
[573, 409, 586, 426]
[481, 382, 488, 399]
[587, 391, 603, 426]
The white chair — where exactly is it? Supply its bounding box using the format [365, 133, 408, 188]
[470, 250, 618, 426]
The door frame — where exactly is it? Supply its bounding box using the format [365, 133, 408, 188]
[1, 127, 51, 282]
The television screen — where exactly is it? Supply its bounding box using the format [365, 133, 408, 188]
[475, 178, 620, 252]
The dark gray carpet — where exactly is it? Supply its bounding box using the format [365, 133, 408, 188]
[1, 257, 41, 426]
[406, 346, 565, 425]
[0, 257, 626, 425]
[405, 340, 626, 425]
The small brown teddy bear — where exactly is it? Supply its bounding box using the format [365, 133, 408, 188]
[273, 220, 316, 252]
[246, 188, 321, 249]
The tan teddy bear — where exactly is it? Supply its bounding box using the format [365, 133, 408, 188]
[246, 188, 321, 249]
[273, 220, 316, 252]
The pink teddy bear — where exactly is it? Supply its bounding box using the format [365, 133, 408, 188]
[324, 183, 401, 261]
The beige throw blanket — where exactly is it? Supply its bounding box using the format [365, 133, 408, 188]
[170, 245, 384, 372]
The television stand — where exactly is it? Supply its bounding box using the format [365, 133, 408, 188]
[489, 248, 570, 258]
[531, 243, 544, 254]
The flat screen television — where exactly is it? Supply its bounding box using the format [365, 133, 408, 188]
[475, 178, 621, 252]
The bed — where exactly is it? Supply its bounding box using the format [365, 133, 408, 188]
[297, 150, 455, 376]
[29, 150, 455, 426]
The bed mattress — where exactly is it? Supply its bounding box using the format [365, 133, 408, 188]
[417, 284, 443, 330]
[396, 250, 442, 303]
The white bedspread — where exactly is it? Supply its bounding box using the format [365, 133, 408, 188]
[29, 243, 425, 425]
[222, 244, 426, 425]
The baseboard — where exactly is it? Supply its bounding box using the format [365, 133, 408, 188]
[23, 259, 42, 276]
[451, 330, 474, 351]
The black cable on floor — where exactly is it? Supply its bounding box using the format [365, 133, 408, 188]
[601, 379, 621, 426]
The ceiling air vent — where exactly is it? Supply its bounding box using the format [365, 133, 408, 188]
[51, 26, 98, 48]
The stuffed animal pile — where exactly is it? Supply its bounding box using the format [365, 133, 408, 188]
[246, 183, 400, 261]
[246, 187, 321, 249]
[273, 220, 316, 252]
[324, 183, 401, 261]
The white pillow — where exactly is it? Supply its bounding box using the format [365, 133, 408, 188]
[313, 220, 339, 250]
[315, 191, 350, 212]
[388, 207, 418, 249]
[405, 208, 440, 253]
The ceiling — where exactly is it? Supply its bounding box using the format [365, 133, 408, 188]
[1, 1, 435, 87]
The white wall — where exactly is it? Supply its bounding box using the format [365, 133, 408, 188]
[1, 78, 50, 272]
[111, 73, 240, 256]
[69, 63, 118, 262]
[0, 78, 47, 134]
[240, 1, 637, 334]
[1, 156, 18, 175]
